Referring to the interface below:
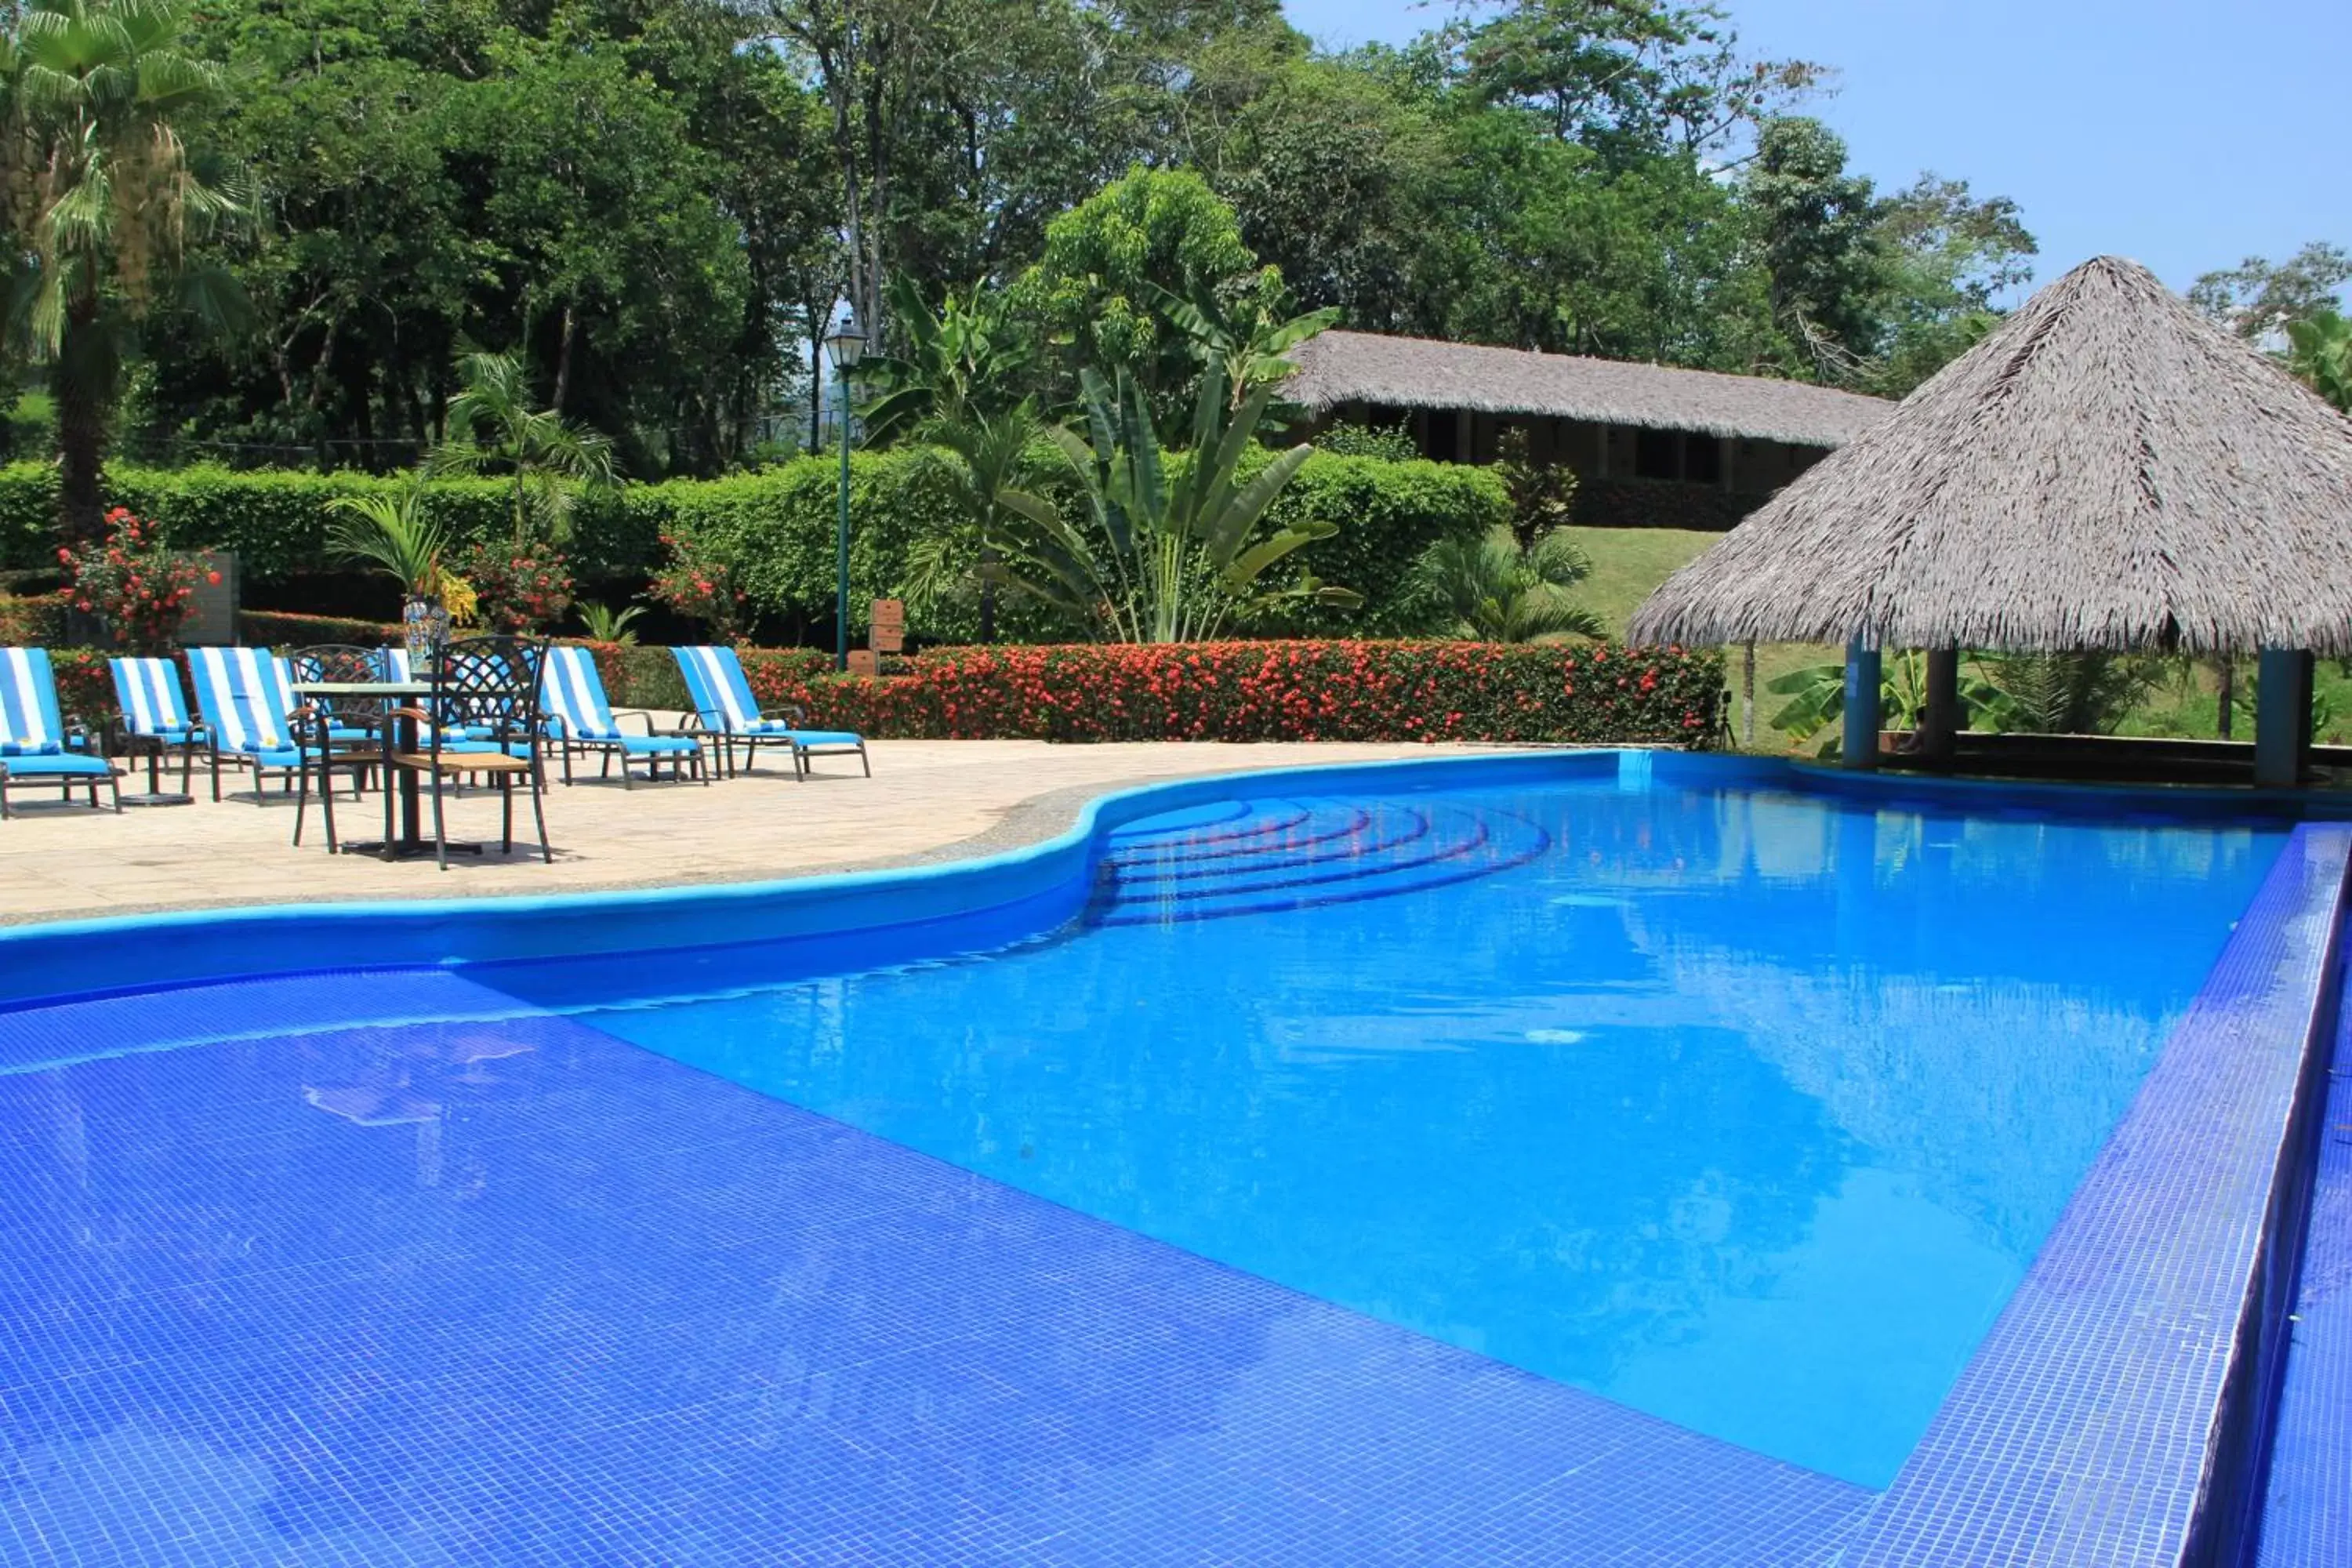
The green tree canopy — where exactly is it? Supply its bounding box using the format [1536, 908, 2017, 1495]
[1010, 165, 1280, 404]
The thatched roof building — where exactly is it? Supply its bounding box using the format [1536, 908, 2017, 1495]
[1289, 330, 1887, 448]
[1630, 256, 2352, 655]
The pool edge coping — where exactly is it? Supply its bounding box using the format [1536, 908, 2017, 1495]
[1839, 821, 2351, 1568]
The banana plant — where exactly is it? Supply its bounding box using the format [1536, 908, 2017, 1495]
[1144, 279, 1338, 410]
[990, 363, 1359, 642]
[1766, 651, 2001, 756]
[859, 273, 1034, 444]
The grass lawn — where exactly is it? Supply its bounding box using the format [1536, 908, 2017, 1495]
[1566, 524, 2352, 752]
[1563, 526, 1834, 754]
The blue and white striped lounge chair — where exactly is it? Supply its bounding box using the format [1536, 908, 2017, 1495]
[186, 646, 311, 804]
[0, 647, 118, 817]
[108, 655, 209, 796]
[539, 645, 706, 788]
[672, 644, 868, 781]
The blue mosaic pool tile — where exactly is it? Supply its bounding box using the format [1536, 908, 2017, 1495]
[2254, 942, 2352, 1564]
[1, 971, 1871, 1566]
[1842, 823, 2352, 1567]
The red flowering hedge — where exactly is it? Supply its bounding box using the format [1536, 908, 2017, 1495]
[718, 641, 1722, 746]
[0, 589, 67, 644]
[22, 632, 1722, 749]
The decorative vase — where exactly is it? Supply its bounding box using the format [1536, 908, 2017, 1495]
[401, 592, 450, 675]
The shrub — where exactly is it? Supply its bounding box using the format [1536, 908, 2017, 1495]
[0, 463, 532, 580]
[724, 640, 1720, 746]
[458, 540, 575, 633]
[1312, 420, 1423, 463]
[646, 530, 751, 641]
[56, 506, 216, 653]
[35, 648, 116, 729]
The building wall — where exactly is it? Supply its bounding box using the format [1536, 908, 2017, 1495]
[1307, 405, 1824, 495]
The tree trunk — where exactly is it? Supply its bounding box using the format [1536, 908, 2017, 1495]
[553, 302, 578, 413]
[1741, 641, 1757, 747]
[2217, 659, 2234, 741]
[978, 543, 998, 644]
[55, 300, 110, 548]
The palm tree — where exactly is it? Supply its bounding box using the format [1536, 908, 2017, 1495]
[5, 0, 245, 545]
[1410, 528, 1606, 644]
[430, 351, 619, 544]
[906, 400, 1049, 642]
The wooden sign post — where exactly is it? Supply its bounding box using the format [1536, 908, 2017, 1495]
[846, 648, 878, 677]
[869, 598, 905, 655]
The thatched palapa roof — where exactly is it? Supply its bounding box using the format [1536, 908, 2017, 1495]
[1630, 256, 2352, 655]
[1287, 329, 1887, 448]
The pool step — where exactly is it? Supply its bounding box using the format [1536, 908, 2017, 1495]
[1090, 797, 1551, 925]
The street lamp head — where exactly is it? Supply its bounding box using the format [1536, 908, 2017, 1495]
[822, 299, 865, 371]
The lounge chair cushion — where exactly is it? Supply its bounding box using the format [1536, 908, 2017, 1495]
[0, 750, 114, 778]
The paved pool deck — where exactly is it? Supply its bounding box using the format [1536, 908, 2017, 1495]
[0, 740, 1477, 927]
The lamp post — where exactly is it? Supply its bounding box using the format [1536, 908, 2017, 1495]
[822, 300, 866, 671]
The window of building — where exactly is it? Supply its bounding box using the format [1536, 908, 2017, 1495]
[1684, 434, 1722, 485]
[1634, 428, 1679, 481]
[1425, 409, 1459, 463]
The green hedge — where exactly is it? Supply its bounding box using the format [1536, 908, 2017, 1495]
[0, 450, 1504, 641]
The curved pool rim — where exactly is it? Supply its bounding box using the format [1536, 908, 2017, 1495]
[3, 746, 2347, 1014]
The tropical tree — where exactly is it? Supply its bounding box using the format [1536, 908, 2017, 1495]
[1144, 278, 1337, 410]
[1742, 116, 1886, 383]
[2190, 242, 2352, 343]
[1009, 166, 1278, 405]
[990, 363, 1359, 643]
[2286, 310, 2352, 413]
[1410, 527, 1606, 644]
[430, 351, 618, 544]
[3, 0, 244, 544]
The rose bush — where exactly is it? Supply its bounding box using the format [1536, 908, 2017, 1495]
[647, 529, 750, 641]
[457, 540, 572, 633]
[57, 507, 215, 653]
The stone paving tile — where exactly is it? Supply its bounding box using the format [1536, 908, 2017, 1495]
[0, 739, 1478, 927]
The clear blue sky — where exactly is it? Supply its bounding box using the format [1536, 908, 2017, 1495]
[1280, 0, 2350, 300]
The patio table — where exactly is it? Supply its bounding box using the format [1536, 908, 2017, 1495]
[292, 679, 480, 862]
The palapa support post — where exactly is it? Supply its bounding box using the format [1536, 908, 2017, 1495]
[1842, 639, 1881, 771]
[1920, 648, 1961, 768]
[2254, 648, 2310, 788]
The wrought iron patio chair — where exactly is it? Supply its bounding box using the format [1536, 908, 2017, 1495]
[383, 635, 552, 869]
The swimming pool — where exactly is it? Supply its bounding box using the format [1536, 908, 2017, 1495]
[0, 751, 2341, 1565]
[490, 768, 2278, 1490]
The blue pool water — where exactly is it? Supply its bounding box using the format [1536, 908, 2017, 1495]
[479, 769, 2287, 1490]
